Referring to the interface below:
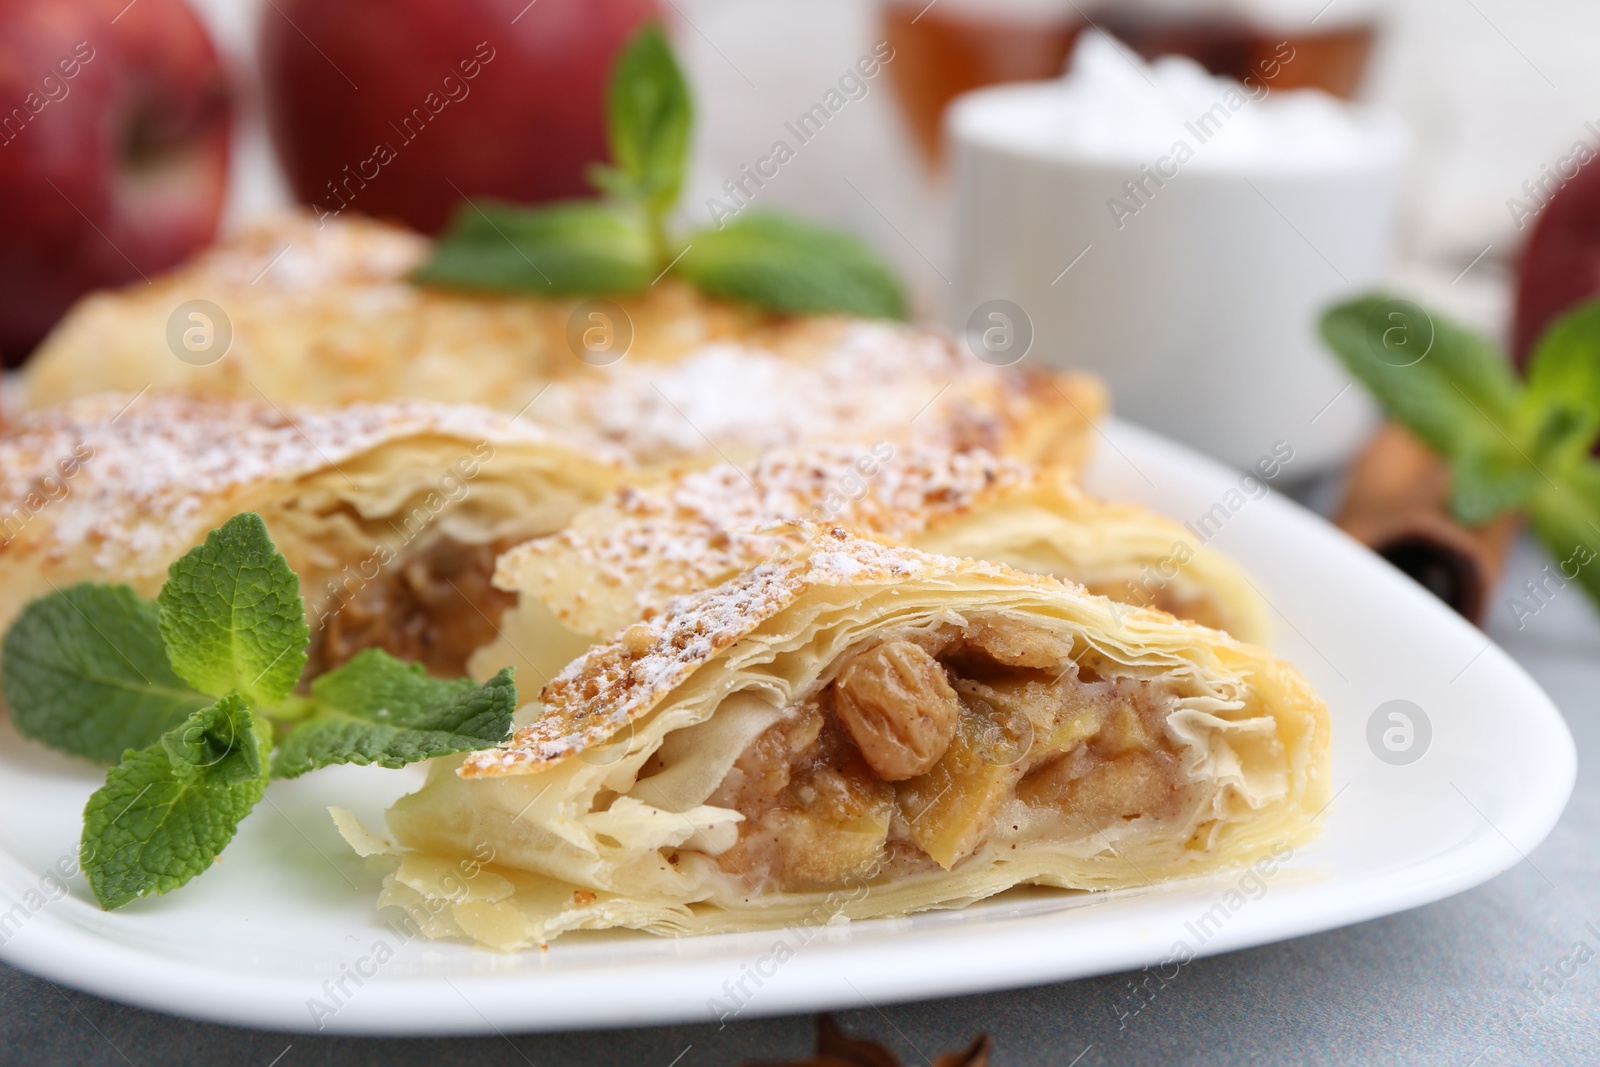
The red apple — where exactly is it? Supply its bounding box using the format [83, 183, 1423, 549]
[1512, 159, 1600, 365]
[0, 0, 232, 367]
[259, 0, 659, 236]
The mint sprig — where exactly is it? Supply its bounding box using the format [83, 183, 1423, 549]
[84, 694, 271, 910]
[1321, 294, 1600, 608]
[158, 512, 308, 707]
[677, 214, 907, 320]
[1, 512, 518, 910]
[2, 584, 207, 763]
[412, 199, 657, 295]
[591, 23, 692, 222]
[416, 24, 907, 319]
[273, 653, 516, 778]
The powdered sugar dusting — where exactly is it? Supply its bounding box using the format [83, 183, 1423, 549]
[536, 321, 1021, 463]
[499, 444, 1037, 632]
[461, 527, 1021, 777]
[171, 212, 427, 292]
[0, 393, 616, 571]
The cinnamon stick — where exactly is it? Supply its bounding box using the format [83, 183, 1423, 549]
[1335, 423, 1521, 623]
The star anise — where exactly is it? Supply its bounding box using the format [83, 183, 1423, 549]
[744, 1013, 992, 1067]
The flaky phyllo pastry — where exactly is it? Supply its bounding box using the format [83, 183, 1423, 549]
[19, 212, 1105, 476]
[0, 394, 623, 677]
[529, 322, 1104, 476]
[352, 527, 1330, 949]
[471, 444, 1269, 684]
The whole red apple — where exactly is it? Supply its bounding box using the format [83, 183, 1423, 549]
[1512, 159, 1600, 365]
[0, 0, 231, 367]
[259, 0, 659, 235]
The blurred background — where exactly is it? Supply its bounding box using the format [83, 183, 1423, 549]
[6, 0, 1600, 622]
[185, 0, 1600, 335]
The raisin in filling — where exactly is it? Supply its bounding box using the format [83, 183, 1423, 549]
[705, 618, 1192, 892]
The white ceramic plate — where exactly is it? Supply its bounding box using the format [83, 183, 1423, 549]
[0, 419, 1575, 1035]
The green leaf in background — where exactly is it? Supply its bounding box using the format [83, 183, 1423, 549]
[598, 23, 692, 218]
[81, 693, 271, 910]
[413, 25, 908, 319]
[1451, 442, 1542, 526]
[1528, 463, 1600, 610]
[1523, 299, 1600, 447]
[1, 584, 208, 763]
[414, 199, 657, 295]
[272, 652, 516, 779]
[1320, 295, 1523, 460]
[677, 214, 907, 320]
[1525, 403, 1599, 479]
[157, 513, 308, 706]
[1321, 292, 1600, 623]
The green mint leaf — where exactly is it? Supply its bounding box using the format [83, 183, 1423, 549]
[415, 199, 657, 295]
[272, 651, 516, 778]
[1450, 442, 1542, 526]
[157, 512, 308, 706]
[677, 214, 907, 319]
[2, 584, 208, 763]
[1524, 298, 1600, 445]
[162, 693, 265, 787]
[81, 693, 271, 910]
[1320, 295, 1524, 459]
[603, 23, 692, 216]
[1528, 467, 1600, 611]
[1526, 404, 1599, 478]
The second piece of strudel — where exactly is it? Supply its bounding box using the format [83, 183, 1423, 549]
[471, 444, 1270, 684]
[0, 394, 622, 677]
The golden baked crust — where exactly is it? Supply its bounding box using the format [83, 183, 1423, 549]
[0, 393, 624, 651]
[18, 213, 1106, 475]
[20, 213, 770, 410]
[466, 528, 943, 776]
[530, 320, 1105, 474]
[470, 444, 1269, 686]
[468, 524, 1272, 778]
[520, 446, 1265, 633]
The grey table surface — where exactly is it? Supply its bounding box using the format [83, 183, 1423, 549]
[3, 510, 1597, 1067]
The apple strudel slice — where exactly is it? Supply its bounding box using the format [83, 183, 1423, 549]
[21, 212, 1106, 476]
[470, 444, 1269, 685]
[0, 393, 624, 677]
[356, 526, 1330, 949]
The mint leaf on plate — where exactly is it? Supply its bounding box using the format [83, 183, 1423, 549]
[596, 22, 692, 217]
[2, 584, 208, 763]
[272, 651, 516, 779]
[678, 214, 907, 320]
[157, 512, 308, 706]
[82, 692, 271, 910]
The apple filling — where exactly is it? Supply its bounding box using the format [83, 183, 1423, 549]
[309, 536, 517, 679]
[706, 618, 1194, 892]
